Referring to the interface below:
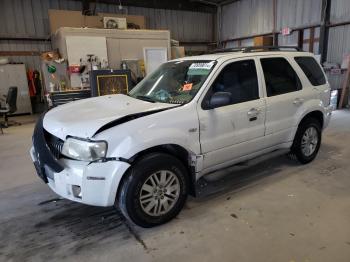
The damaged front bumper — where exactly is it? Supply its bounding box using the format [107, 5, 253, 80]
[30, 116, 130, 207]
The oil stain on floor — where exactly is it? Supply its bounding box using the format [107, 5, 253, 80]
[0, 199, 134, 261]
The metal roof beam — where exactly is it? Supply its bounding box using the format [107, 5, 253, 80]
[77, 0, 217, 13]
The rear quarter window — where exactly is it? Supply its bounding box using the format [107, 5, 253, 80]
[260, 57, 302, 97]
[294, 56, 326, 86]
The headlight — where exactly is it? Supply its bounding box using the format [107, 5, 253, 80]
[61, 137, 107, 161]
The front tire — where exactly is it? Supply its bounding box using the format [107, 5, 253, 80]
[117, 153, 189, 228]
[291, 118, 322, 164]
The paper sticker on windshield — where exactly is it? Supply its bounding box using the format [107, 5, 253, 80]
[188, 61, 215, 75]
[182, 83, 193, 91]
[189, 61, 215, 70]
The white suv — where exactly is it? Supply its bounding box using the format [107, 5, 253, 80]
[31, 47, 332, 227]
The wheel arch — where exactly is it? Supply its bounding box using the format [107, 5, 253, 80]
[117, 144, 197, 199]
[291, 110, 323, 164]
[298, 110, 324, 129]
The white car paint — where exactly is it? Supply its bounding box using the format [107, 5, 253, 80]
[94, 103, 201, 159]
[31, 50, 332, 207]
[44, 94, 177, 140]
[197, 57, 267, 171]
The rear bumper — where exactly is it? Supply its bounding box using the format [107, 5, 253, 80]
[30, 116, 131, 206]
[323, 105, 333, 129]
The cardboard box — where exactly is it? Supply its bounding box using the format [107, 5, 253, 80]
[48, 10, 83, 33]
[253, 36, 273, 46]
[171, 46, 185, 59]
[48, 10, 145, 34]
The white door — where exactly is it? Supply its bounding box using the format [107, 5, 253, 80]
[143, 47, 168, 75]
[197, 58, 266, 172]
[258, 56, 306, 146]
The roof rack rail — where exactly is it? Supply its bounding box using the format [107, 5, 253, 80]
[211, 46, 302, 54]
[210, 47, 246, 53]
[242, 46, 302, 52]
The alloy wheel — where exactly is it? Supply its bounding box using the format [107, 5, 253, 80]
[139, 170, 180, 216]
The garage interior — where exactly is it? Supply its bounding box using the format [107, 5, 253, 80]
[1, 0, 350, 261]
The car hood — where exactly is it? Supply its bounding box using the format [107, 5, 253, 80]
[43, 94, 177, 140]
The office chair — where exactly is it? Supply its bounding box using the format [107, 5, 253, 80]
[0, 87, 20, 131]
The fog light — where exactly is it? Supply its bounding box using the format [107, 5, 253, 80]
[72, 185, 82, 198]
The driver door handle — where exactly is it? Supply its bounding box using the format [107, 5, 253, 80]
[247, 108, 260, 121]
[293, 98, 304, 105]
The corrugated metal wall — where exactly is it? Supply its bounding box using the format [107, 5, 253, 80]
[93, 4, 214, 42]
[221, 0, 322, 42]
[0, 0, 82, 70]
[326, 24, 350, 89]
[330, 0, 350, 23]
[328, 0, 350, 58]
[0, 0, 82, 38]
[0, 0, 214, 70]
[326, 0, 350, 89]
[276, 0, 322, 30]
[220, 0, 350, 90]
[221, 0, 273, 41]
[0, 40, 52, 72]
[2, 0, 350, 90]
[327, 26, 350, 64]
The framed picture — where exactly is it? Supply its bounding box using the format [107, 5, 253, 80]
[90, 69, 133, 97]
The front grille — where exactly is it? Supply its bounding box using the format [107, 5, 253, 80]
[44, 130, 64, 159]
[50, 139, 64, 159]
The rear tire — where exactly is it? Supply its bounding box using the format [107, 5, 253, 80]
[291, 117, 322, 164]
[117, 153, 189, 228]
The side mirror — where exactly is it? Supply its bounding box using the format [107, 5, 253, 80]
[208, 92, 232, 109]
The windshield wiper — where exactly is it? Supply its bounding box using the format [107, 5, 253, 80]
[135, 95, 156, 103]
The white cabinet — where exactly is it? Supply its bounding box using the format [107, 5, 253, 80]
[52, 28, 171, 87]
[0, 64, 32, 114]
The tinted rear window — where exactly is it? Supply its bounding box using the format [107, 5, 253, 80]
[260, 57, 302, 97]
[295, 57, 326, 86]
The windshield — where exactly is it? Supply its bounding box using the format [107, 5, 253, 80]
[129, 60, 216, 104]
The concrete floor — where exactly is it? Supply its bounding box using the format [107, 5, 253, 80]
[1, 111, 350, 262]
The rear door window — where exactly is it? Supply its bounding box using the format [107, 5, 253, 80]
[294, 56, 326, 86]
[260, 57, 302, 97]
